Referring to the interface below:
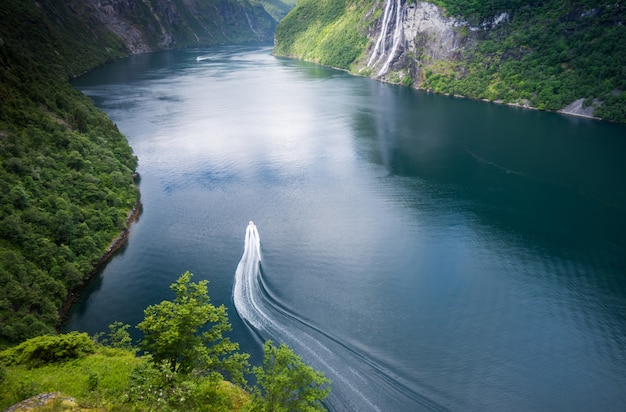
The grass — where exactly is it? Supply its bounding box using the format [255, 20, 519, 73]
[0, 348, 141, 410]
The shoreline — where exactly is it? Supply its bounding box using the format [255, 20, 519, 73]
[57, 200, 143, 324]
[275, 53, 608, 122]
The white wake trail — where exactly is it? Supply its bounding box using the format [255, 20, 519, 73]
[233, 221, 383, 411]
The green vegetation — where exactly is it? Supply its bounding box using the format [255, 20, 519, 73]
[0, 332, 95, 368]
[422, 0, 626, 121]
[251, 341, 331, 411]
[274, 0, 373, 69]
[0, 0, 140, 344]
[274, 0, 626, 122]
[256, 0, 297, 22]
[137, 272, 249, 381]
[0, 273, 331, 411]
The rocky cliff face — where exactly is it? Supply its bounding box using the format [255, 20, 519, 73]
[362, 1, 504, 85]
[70, 0, 277, 55]
[364, 1, 459, 77]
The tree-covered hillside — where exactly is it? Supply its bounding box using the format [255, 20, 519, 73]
[0, 0, 289, 345]
[274, 0, 372, 69]
[274, 0, 626, 122]
[0, 0, 140, 344]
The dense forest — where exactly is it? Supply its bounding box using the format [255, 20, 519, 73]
[0, 0, 140, 343]
[0, 0, 290, 345]
[274, 0, 626, 122]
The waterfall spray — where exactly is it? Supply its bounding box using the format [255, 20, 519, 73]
[367, 0, 404, 77]
[367, 0, 394, 68]
[379, 0, 403, 76]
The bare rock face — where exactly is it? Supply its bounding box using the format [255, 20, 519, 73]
[364, 0, 511, 85]
[365, 1, 469, 80]
[559, 98, 601, 119]
[403, 1, 464, 62]
[87, 0, 153, 54]
[4, 392, 82, 412]
[76, 0, 276, 55]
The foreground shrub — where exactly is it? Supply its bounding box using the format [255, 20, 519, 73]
[0, 332, 95, 367]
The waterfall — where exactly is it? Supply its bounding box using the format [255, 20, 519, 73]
[367, 0, 393, 68]
[367, 0, 404, 76]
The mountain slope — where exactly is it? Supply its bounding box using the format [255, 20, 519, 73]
[0, 0, 281, 344]
[274, 0, 626, 122]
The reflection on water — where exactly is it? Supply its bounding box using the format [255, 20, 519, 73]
[66, 45, 626, 411]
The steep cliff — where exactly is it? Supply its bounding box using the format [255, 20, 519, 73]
[75, 0, 278, 55]
[274, 0, 626, 122]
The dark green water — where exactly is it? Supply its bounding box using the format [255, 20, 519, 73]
[65, 45, 626, 411]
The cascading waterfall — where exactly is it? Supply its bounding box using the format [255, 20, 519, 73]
[233, 222, 443, 411]
[367, 0, 394, 68]
[367, 0, 404, 77]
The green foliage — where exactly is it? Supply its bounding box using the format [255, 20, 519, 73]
[250, 340, 331, 412]
[429, 0, 525, 20]
[98, 322, 135, 351]
[422, 1, 626, 121]
[122, 358, 243, 412]
[274, 0, 372, 69]
[137, 272, 250, 382]
[0, 280, 332, 411]
[0, 0, 141, 343]
[255, 0, 296, 21]
[0, 345, 141, 410]
[0, 332, 95, 367]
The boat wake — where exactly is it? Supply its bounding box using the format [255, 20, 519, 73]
[233, 222, 447, 411]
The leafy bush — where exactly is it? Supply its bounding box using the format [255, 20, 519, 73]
[251, 340, 331, 412]
[0, 276, 331, 411]
[137, 272, 250, 382]
[122, 359, 239, 411]
[0, 332, 95, 367]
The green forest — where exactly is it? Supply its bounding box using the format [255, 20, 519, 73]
[274, 0, 626, 122]
[0, 273, 330, 411]
[0, 0, 139, 343]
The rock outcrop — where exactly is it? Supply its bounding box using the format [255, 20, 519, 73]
[364, 1, 484, 83]
[69, 0, 277, 55]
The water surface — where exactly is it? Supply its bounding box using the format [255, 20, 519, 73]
[66, 45, 626, 411]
